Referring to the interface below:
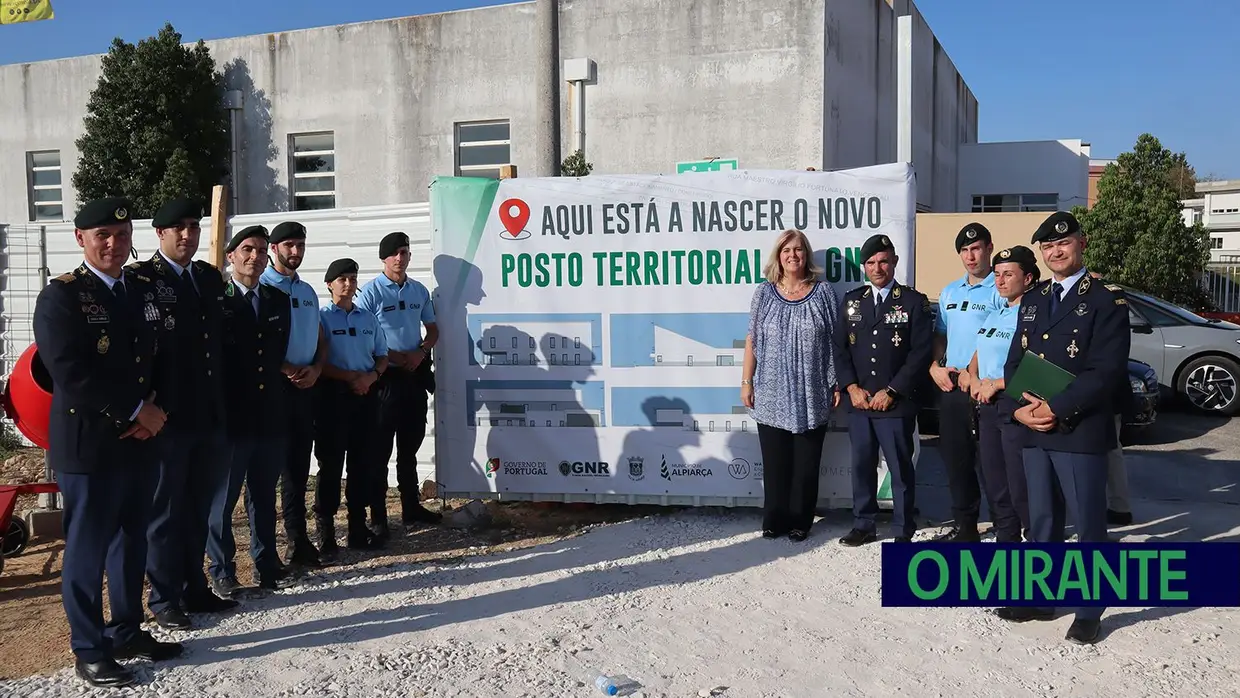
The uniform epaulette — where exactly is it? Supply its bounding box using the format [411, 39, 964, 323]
[124, 261, 142, 271]
[133, 273, 152, 283]
[1105, 283, 1123, 293]
[53, 272, 74, 284]
[191, 259, 219, 272]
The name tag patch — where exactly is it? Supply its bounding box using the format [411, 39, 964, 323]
[332, 329, 347, 335]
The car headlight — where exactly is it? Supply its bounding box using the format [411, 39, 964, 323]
[1130, 378, 1145, 393]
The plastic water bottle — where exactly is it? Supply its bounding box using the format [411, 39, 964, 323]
[594, 674, 620, 695]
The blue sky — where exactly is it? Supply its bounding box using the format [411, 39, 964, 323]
[1, 0, 1234, 178]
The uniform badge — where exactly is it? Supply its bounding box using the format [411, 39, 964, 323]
[144, 292, 154, 301]
[165, 315, 176, 330]
[966, 229, 977, 240]
[1079, 276, 1091, 295]
[1041, 284, 1050, 296]
[848, 333, 856, 345]
[1021, 333, 1028, 350]
[1021, 305, 1037, 322]
[892, 286, 902, 299]
[892, 333, 902, 347]
[999, 249, 1011, 259]
[1067, 339, 1080, 359]
[1075, 303, 1088, 316]
[225, 284, 235, 297]
[1055, 221, 1069, 234]
[144, 302, 160, 322]
[97, 335, 110, 354]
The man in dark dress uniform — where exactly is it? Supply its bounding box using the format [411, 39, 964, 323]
[34, 197, 183, 688]
[995, 211, 1130, 645]
[206, 225, 297, 594]
[833, 234, 933, 546]
[128, 198, 236, 630]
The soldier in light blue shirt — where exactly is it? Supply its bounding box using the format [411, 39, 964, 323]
[355, 232, 442, 537]
[259, 221, 328, 568]
[314, 258, 389, 558]
[929, 222, 1005, 543]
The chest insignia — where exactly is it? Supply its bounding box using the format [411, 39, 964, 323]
[1067, 339, 1080, 358]
[1075, 303, 1088, 317]
[1021, 333, 1028, 350]
[97, 335, 110, 354]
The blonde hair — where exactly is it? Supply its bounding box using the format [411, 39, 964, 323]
[763, 229, 822, 284]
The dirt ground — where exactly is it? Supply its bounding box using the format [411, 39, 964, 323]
[0, 448, 671, 680]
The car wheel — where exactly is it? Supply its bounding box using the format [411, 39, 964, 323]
[1177, 355, 1240, 416]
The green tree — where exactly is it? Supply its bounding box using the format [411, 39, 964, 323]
[1075, 133, 1211, 309]
[73, 23, 230, 218]
[560, 149, 594, 177]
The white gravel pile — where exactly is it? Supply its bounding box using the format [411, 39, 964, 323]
[2, 509, 1237, 697]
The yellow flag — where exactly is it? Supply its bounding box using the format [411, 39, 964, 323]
[0, 0, 55, 25]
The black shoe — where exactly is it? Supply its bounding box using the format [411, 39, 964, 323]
[183, 593, 239, 614]
[153, 607, 192, 631]
[347, 533, 384, 550]
[761, 529, 786, 539]
[788, 529, 809, 542]
[259, 569, 299, 590]
[936, 526, 981, 542]
[1107, 509, 1134, 526]
[1065, 618, 1102, 644]
[369, 520, 392, 542]
[403, 502, 443, 525]
[994, 607, 1055, 623]
[210, 575, 243, 599]
[319, 539, 340, 562]
[838, 529, 877, 547]
[288, 545, 322, 568]
[75, 658, 136, 688]
[112, 631, 184, 662]
[890, 536, 913, 543]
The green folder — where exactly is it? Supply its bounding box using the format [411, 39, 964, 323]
[1006, 351, 1076, 404]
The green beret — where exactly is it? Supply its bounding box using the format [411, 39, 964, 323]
[225, 225, 269, 253]
[74, 197, 132, 229]
[270, 221, 307, 245]
[992, 245, 1041, 282]
[859, 234, 895, 264]
[151, 198, 203, 228]
[1031, 211, 1081, 244]
[379, 232, 410, 259]
[325, 257, 359, 283]
[954, 222, 992, 252]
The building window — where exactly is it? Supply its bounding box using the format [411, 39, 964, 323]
[290, 132, 336, 211]
[511, 336, 518, 349]
[455, 120, 512, 179]
[529, 353, 537, 364]
[529, 337, 537, 348]
[971, 193, 1059, 213]
[490, 337, 496, 348]
[27, 150, 63, 222]
[550, 337, 557, 349]
[574, 337, 581, 349]
[1212, 237, 1224, 250]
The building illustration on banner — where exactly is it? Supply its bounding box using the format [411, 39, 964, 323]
[612, 386, 749, 433]
[469, 313, 604, 367]
[469, 380, 606, 428]
[610, 313, 749, 368]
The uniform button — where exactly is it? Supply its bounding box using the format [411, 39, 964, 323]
[1042, 333, 1049, 340]
[205, 352, 210, 358]
[69, 408, 76, 414]
[258, 367, 264, 373]
[203, 333, 209, 339]
[1038, 353, 1045, 359]
[258, 349, 263, 355]
[257, 333, 263, 339]
[870, 371, 876, 376]
[871, 344, 877, 349]
[135, 357, 141, 363]
[872, 330, 878, 336]
[870, 358, 876, 363]
[138, 377, 145, 384]
[258, 384, 264, 390]
[207, 370, 212, 376]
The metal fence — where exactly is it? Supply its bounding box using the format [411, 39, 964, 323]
[0, 223, 49, 448]
[1203, 262, 1240, 313]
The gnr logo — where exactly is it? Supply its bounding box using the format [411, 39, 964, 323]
[558, 460, 611, 477]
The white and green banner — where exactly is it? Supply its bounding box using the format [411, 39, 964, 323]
[431, 164, 917, 504]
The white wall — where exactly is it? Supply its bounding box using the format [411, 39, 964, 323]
[956, 139, 1090, 213]
[0, 204, 437, 486]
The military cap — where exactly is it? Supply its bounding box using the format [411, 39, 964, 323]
[1031, 211, 1081, 244]
[859, 234, 896, 264]
[225, 225, 269, 253]
[325, 257, 359, 283]
[74, 197, 132, 229]
[954, 222, 992, 252]
[992, 245, 1041, 282]
[151, 198, 203, 228]
[270, 221, 307, 245]
[379, 231, 410, 259]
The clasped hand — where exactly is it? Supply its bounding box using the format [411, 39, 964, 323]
[121, 392, 165, 440]
[1014, 392, 1056, 432]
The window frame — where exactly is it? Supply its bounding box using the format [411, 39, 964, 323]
[27, 150, 64, 222]
[970, 193, 1060, 214]
[289, 131, 337, 211]
[454, 119, 512, 179]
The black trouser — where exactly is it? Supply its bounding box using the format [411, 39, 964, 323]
[757, 422, 828, 533]
[312, 379, 378, 540]
[938, 387, 985, 530]
[976, 402, 1029, 542]
[279, 379, 318, 546]
[372, 367, 430, 518]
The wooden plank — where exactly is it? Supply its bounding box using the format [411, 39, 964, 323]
[499, 165, 518, 179]
[208, 185, 227, 270]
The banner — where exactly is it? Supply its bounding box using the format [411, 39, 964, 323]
[431, 164, 917, 504]
[0, 0, 54, 25]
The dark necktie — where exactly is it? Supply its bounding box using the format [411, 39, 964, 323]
[180, 269, 198, 299]
[1051, 282, 1063, 315]
[113, 281, 128, 304]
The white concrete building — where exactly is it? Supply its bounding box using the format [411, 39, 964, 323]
[1182, 180, 1240, 260]
[0, 0, 981, 224]
[956, 139, 1092, 214]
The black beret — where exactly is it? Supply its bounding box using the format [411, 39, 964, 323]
[992, 245, 1041, 281]
[74, 197, 132, 229]
[379, 232, 410, 259]
[325, 257, 359, 283]
[859, 234, 895, 264]
[270, 221, 307, 245]
[225, 225, 269, 253]
[151, 198, 203, 228]
[954, 222, 992, 252]
[1031, 211, 1081, 244]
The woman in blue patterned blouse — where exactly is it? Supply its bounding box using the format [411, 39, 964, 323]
[742, 229, 841, 541]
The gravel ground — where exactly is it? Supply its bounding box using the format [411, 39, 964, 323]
[1, 505, 1237, 698]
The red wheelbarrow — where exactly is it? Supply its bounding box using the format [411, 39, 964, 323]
[1, 343, 58, 576]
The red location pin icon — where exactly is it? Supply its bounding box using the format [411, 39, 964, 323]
[498, 198, 531, 240]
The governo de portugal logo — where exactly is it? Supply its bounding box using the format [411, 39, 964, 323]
[497, 198, 531, 240]
[485, 458, 501, 477]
